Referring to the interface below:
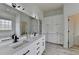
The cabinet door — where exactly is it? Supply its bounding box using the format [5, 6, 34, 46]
[40, 38, 45, 54]
[29, 39, 42, 55]
[35, 39, 42, 55]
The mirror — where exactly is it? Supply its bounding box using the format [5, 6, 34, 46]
[20, 21, 27, 35]
[0, 19, 12, 31]
[31, 19, 39, 34]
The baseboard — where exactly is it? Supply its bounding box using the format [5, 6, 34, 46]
[46, 41, 63, 46]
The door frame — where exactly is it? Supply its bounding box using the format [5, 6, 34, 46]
[68, 16, 75, 48]
[68, 18, 70, 48]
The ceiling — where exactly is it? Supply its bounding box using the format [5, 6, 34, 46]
[33, 3, 63, 13]
[2, 3, 63, 16]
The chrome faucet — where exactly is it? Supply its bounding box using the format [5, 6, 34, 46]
[12, 34, 19, 43]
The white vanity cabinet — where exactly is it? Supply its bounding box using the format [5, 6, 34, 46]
[28, 35, 45, 55]
[14, 35, 45, 55]
[40, 36, 45, 54]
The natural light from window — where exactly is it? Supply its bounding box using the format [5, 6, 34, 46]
[0, 19, 12, 30]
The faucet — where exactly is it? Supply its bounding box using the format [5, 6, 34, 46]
[12, 34, 19, 43]
[32, 32, 37, 36]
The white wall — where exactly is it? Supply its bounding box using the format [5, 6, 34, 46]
[44, 8, 63, 17]
[42, 14, 64, 44]
[64, 3, 79, 48]
[42, 7, 64, 44]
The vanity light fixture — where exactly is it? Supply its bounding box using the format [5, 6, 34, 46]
[12, 3, 16, 8]
[12, 3, 25, 11]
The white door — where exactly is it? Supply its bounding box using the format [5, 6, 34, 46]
[68, 16, 75, 48]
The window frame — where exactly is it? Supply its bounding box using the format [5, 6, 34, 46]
[0, 19, 12, 31]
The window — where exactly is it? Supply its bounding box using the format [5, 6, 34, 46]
[0, 19, 12, 30]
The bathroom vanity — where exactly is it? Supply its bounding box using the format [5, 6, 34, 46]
[0, 4, 44, 55]
[0, 35, 45, 55]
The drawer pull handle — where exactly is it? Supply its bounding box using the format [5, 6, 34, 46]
[23, 50, 30, 55]
[36, 51, 40, 55]
[37, 42, 40, 45]
[37, 47, 40, 50]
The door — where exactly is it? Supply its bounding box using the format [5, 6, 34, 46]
[68, 16, 75, 48]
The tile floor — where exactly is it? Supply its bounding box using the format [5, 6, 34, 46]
[43, 42, 79, 55]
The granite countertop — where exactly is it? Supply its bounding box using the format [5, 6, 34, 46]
[0, 35, 43, 55]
